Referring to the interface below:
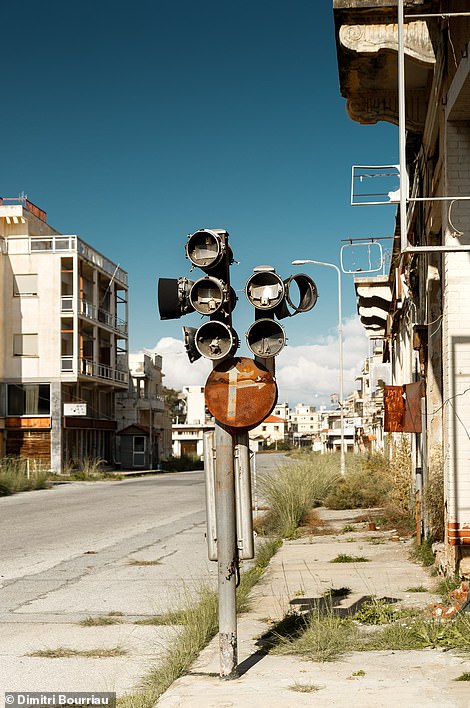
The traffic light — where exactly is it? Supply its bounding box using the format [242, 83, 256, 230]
[245, 266, 318, 358]
[158, 229, 238, 361]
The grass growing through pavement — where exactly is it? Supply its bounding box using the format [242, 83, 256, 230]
[29, 646, 126, 658]
[267, 597, 470, 661]
[80, 614, 123, 626]
[135, 610, 188, 626]
[118, 538, 281, 708]
[289, 682, 320, 692]
[330, 553, 369, 563]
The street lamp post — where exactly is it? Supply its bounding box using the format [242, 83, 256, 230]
[292, 259, 345, 475]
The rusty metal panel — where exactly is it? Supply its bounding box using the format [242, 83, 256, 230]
[403, 381, 424, 433]
[384, 385, 405, 432]
[205, 357, 277, 430]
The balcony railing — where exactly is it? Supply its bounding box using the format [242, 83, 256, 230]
[25, 235, 128, 286]
[79, 299, 127, 333]
[80, 358, 128, 384]
[60, 356, 128, 384]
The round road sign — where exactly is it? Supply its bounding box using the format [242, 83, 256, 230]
[205, 357, 278, 430]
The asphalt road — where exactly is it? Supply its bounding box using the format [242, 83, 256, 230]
[0, 471, 215, 697]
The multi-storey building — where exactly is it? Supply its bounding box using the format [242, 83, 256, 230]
[116, 352, 172, 469]
[0, 196, 128, 472]
[334, 0, 470, 574]
[289, 403, 322, 448]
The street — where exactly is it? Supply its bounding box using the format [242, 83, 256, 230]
[0, 472, 215, 697]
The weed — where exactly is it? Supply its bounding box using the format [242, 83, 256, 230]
[259, 458, 339, 538]
[135, 610, 188, 626]
[289, 682, 320, 692]
[354, 597, 397, 625]
[324, 454, 391, 510]
[73, 457, 111, 480]
[0, 457, 50, 496]
[29, 646, 126, 658]
[80, 615, 123, 626]
[412, 537, 435, 567]
[274, 611, 357, 662]
[341, 524, 356, 533]
[351, 669, 365, 677]
[330, 554, 369, 563]
[435, 576, 461, 600]
[425, 447, 444, 541]
[455, 673, 470, 681]
[119, 539, 280, 707]
[405, 585, 428, 593]
[128, 559, 162, 566]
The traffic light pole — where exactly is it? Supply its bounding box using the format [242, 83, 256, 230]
[214, 420, 238, 679]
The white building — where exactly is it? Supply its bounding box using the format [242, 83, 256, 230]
[0, 196, 128, 472]
[290, 403, 322, 448]
[172, 386, 214, 458]
[116, 352, 172, 468]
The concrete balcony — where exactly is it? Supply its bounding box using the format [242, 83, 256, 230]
[60, 356, 128, 386]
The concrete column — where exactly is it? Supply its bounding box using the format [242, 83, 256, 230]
[50, 381, 63, 474]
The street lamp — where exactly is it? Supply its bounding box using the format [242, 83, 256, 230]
[292, 259, 345, 475]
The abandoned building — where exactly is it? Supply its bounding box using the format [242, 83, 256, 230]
[334, 0, 470, 574]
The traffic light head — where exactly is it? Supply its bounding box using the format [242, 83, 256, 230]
[158, 277, 194, 320]
[158, 229, 238, 362]
[186, 229, 232, 271]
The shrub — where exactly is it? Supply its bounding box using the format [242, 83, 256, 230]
[260, 457, 339, 538]
[161, 454, 204, 472]
[0, 457, 50, 496]
[324, 455, 391, 510]
[426, 446, 444, 541]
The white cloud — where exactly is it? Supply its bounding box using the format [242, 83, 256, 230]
[142, 316, 370, 405]
[275, 317, 369, 405]
[143, 337, 211, 390]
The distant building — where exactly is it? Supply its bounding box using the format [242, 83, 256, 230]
[116, 352, 172, 469]
[290, 403, 322, 449]
[172, 386, 214, 458]
[249, 413, 287, 448]
[0, 196, 128, 472]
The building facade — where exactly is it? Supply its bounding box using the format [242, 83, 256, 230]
[0, 196, 128, 472]
[172, 386, 214, 458]
[116, 352, 172, 469]
[334, 0, 470, 574]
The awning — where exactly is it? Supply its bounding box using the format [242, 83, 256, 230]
[354, 275, 392, 337]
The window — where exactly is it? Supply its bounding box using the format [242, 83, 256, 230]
[13, 334, 38, 356]
[7, 384, 51, 415]
[13, 274, 38, 296]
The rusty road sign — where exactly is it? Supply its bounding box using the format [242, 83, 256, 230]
[205, 357, 277, 429]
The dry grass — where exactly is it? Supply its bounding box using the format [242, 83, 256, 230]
[28, 646, 127, 658]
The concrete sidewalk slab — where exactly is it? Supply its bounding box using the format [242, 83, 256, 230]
[157, 510, 470, 707]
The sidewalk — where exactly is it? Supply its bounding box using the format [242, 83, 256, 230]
[157, 508, 470, 707]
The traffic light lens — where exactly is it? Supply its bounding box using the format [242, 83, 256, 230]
[285, 274, 318, 313]
[245, 271, 285, 309]
[195, 321, 238, 360]
[246, 319, 286, 357]
[190, 277, 225, 315]
[186, 230, 224, 269]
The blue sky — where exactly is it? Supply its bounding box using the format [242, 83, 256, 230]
[2, 1, 397, 404]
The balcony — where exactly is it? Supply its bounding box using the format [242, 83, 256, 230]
[78, 299, 128, 335]
[21, 235, 128, 286]
[60, 356, 128, 385]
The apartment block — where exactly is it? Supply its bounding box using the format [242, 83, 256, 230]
[0, 196, 128, 472]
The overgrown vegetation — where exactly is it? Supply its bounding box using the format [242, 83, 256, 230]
[255, 447, 419, 539]
[29, 646, 126, 658]
[0, 457, 50, 496]
[118, 538, 281, 708]
[425, 446, 444, 541]
[268, 599, 470, 661]
[161, 454, 204, 472]
[330, 553, 369, 564]
[257, 456, 340, 538]
[411, 536, 435, 567]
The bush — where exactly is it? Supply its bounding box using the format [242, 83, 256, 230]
[0, 457, 50, 496]
[162, 454, 204, 472]
[259, 456, 340, 538]
[324, 455, 391, 510]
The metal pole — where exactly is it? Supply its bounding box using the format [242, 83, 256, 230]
[398, 0, 408, 253]
[214, 420, 238, 679]
[337, 265, 345, 476]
